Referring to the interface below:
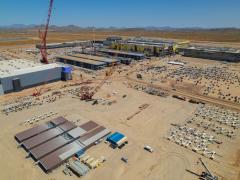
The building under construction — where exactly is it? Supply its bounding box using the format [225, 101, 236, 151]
[36, 41, 92, 49]
[57, 55, 107, 70]
[177, 46, 240, 62]
[0, 59, 65, 95]
[57, 54, 120, 70]
[110, 38, 175, 56]
[98, 49, 145, 60]
[70, 53, 120, 66]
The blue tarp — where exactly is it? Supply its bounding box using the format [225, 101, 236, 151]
[107, 132, 125, 145]
[62, 66, 72, 73]
[75, 149, 85, 158]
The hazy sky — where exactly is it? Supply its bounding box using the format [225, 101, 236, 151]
[0, 0, 240, 28]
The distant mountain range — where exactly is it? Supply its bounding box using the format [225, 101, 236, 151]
[0, 24, 239, 32]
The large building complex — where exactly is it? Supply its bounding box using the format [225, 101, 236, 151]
[178, 46, 240, 62]
[0, 59, 66, 95]
[98, 49, 145, 60]
[36, 41, 92, 49]
[110, 38, 175, 56]
[15, 117, 110, 172]
[57, 53, 121, 70]
[70, 53, 120, 66]
[57, 55, 107, 70]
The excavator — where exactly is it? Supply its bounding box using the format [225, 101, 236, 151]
[186, 158, 218, 180]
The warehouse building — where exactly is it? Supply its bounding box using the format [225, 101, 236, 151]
[56, 55, 107, 70]
[36, 41, 92, 49]
[15, 118, 111, 172]
[177, 46, 240, 62]
[98, 49, 145, 60]
[69, 53, 120, 66]
[0, 59, 67, 95]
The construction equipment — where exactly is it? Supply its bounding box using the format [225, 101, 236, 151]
[172, 95, 186, 101]
[31, 0, 54, 96]
[33, 87, 45, 96]
[80, 75, 109, 100]
[186, 158, 218, 180]
[39, 0, 54, 64]
[32, 83, 51, 96]
[80, 62, 116, 101]
[121, 157, 128, 163]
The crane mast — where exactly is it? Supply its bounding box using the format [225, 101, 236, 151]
[39, 0, 54, 64]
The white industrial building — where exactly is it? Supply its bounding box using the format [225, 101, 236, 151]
[0, 59, 63, 95]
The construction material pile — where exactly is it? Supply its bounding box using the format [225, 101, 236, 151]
[166, 104, 240, 160]
[136, 63, 240, 103]
[133, 84, 169, 97]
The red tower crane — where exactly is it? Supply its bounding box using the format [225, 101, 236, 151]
[39, 0, 54, 64]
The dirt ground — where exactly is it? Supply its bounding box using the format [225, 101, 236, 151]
[0, 68, 239, 180]
[0, 34, 240, 180]
[1, 29, 240, 47]
[130, 55, 240, 105]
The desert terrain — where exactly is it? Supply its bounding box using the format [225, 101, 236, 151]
[0, 28, 240, 180]
[1, 29, 240, 47]
[0, 50, 240, 180]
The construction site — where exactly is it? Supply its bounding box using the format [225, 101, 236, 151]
[0, 1, 240, 180]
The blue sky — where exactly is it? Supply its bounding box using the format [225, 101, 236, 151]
[0, 0, 240, 28]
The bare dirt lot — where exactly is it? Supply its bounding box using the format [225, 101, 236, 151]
[0, 30, 240, 179]
[0, 56, 239, 180]
[130, 55, 240, 105]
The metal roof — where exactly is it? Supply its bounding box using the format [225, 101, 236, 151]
[181, 45, 240, 54]
[22, 127, 64, 150]
[81, 128, 110, 147]
[30, 134, 71, 160]
[22, 121, 76, 151]
[80, 121, 99, 131]
[69, 54, 119, 63]
[78, 126, 105, 142]
[126, 40, 173, 46]
[57, 55, 106, 66]
[68, 127, 86, 139]
[0, 59, 62, 78]
[16, 119, 110, 172]
[98, 49, 145, 57]
[107, 132, 125, 143]
[128, 38, 175, 45]
[39, 141, 85, 171]
[15, 117, 67, 142]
